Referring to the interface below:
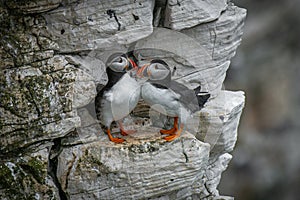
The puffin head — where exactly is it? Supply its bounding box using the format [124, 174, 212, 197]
[106, 53, 138, 72]
[138, 59, 171, 81]
[106, 53, 134, 72]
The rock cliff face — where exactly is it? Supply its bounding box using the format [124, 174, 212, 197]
[0, 0, 246, 199]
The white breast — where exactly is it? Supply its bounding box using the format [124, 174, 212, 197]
[141, 82, 181, 117]
[101, 74, 140, 124]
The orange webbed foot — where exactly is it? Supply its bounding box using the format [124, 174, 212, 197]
[163, 125, 183, 142]
[160, 127, 176, 135]
[161, 117, 179, 135]
[110, 137, 125, 143]
[106, 129, 125, 144]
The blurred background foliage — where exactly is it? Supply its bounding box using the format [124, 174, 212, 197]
[220, 0, 300, 199]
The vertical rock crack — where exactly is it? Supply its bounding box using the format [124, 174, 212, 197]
[48, 138, 68, 200]
[106, 9, 121, 31]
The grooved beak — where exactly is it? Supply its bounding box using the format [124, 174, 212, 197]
[137, 64, 149, 77]
[128, 58, 138, 71]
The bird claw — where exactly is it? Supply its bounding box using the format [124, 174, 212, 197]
[161, 117, 179, 135]
[163, 127, 183, 141]
[160, 127, 176, 135]
[106, 129, 125, 143]
[110, 137, 125, 144]
[163, 134, 179, 141]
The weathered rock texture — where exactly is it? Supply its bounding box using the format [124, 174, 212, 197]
[44, 0, 155, 52]
[197, 90, 245, 157]
[0, 0, 246, 199]
[58, 130, 210, 199]
[164, 0, 228, 30]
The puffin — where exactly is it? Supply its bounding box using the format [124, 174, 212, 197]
[137, 59, 210, 141]
[95, 53, 139, 143]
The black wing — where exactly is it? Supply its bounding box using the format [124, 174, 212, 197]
[193, 85, 210, 108]
[169, 81, 199, 113]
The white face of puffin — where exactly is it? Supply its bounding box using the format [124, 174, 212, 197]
[108, 56, 129, 72]
[147, 63, 170, 81]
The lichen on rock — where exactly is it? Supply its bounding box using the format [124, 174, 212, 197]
[0, 147, 59, 200]
[0, 0, 246, 199]
[57, 129, 211, 199]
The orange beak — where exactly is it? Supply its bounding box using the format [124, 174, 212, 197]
[137, 64, 149, 77]
[128, 58, 138, 70]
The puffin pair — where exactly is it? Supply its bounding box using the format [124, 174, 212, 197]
[97, 53, 210, 143]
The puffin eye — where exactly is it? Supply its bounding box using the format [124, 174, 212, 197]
[118, 58, 123, 63]
[154, 64, 158, 69]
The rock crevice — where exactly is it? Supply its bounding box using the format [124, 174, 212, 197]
[48, 138, 69, 200]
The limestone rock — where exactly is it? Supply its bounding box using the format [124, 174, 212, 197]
[43, 0, 155, 52]
[0, 145, 59, 199]
[164, 0, 228, 30]
[65, 53, 108, 87]
[205, 153, 232, 196]
[72, 69, 97, 109]
[196, 90, 245, 156]
[182, 5, 247, 66]
[6, 0, 62, 14]
[57, 129, 211, 199]
[176, 61, 230, 98]
[0, 54, 80, 154]
[66, 106, 101, 144]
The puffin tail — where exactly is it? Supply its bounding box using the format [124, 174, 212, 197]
[194, 86, 210, 108]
